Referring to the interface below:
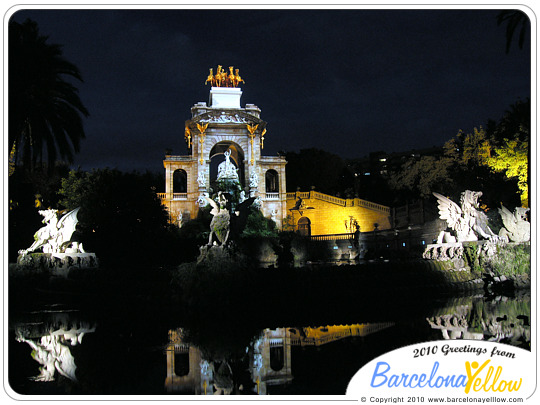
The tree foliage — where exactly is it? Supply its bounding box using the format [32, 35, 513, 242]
[497, 10, 529, 53]
[487, 138, 529, 206]
[387, 123, 523, 208]
[240, 207, 278, 238]
[9, 19, 89, 172]
[387, 155, 454, 199]
[485, 99, 530, 207]
[58, 169, 180, 267]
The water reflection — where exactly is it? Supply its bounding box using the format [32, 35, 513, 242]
[166, 294, 531, 395]
[10, 292, 530, 395]
[165, 323, 395, 394]
[13, 309, 96, 383]
[426, 293, 530, 348]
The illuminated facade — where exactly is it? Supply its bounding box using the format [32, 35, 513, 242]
[159, 67, 391, 235]
[286, 190, 392, 236]
[159, 82, 287, 228]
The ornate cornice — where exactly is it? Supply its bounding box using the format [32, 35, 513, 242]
[186, 110, 266, 128]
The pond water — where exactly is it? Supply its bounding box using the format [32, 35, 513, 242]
[8, 278, 530, 396]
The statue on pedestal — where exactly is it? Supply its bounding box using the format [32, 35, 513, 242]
[16, 207, 98, 273]
[197, 170, 207, 188]
[204, 65, 244, 88]
[217, 150, 239, 181]
[433, 191, 499, 243]
[249, 170, 258, 188]
[19, 208, 83, 255]
[424, 191, 501, 261]
[204, 192, 231, 246]
[498, 205, 530, 243]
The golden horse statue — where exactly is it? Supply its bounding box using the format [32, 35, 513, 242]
[228, 66, 236, 87]
[234, 69, 244, 86]
[204, 65, 244, 87]
[205, 68, 215, 86]
[214, 65, 223, 87]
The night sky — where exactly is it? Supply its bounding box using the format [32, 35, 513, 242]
[9, 7, 531, 173]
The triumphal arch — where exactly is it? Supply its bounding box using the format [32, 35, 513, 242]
[160, 66, 287, 228]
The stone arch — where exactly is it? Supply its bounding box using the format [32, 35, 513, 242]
[174, 352, 190, 377]
[297, 216, 311, 237]
[270, 346, 284, 372]
[209, 141, 245, 186]
[265, 169, 279, 193]
[173, 169, 187, 193]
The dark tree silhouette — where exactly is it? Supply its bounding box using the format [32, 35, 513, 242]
[497, 10, 529, 53]
[285, 148, 354, 196]
[9, 18, 89, 172]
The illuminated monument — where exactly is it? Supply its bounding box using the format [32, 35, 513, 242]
[159, 65, 393, 237]
[159, 65, 287, 228]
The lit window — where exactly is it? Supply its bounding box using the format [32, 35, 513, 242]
[402, 242, 406, 247]
[364, 172, 371, 176]
[379, 158, 387, 162]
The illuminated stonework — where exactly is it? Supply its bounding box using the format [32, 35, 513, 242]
[286, 190, 392, 236]
[160, 85, 287, 228]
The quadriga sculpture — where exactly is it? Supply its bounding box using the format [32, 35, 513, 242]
[18, 207, 84, 255]
[433, 191, 499, 243]
[498, 205, 530, 243]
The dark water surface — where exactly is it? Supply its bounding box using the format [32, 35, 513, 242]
[8, 268, 531, 396]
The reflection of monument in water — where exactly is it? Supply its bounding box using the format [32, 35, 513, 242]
[164, 322, 394, 395]
[426, 294, 530, 348]
[14, 311, 96, 382]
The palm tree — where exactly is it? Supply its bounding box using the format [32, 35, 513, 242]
[497, 10, 529, 53]
[9, 18, 89, 173]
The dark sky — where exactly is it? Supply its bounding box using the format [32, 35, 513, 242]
[10, 7, 531, 173]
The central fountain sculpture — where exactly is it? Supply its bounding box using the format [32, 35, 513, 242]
[16, 207, 98, 276]
[197, 149, 256, 263]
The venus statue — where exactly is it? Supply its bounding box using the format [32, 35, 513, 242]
[217, 150, 239, 181]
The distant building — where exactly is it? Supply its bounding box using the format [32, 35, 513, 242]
[350, 147, 444, 178]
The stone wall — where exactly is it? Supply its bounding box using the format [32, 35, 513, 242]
[11, 252, 99, 278]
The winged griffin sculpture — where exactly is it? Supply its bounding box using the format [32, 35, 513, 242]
[498, 205, 530, 243]
[433, 191, 498, 243]
[19, 207, 83, 255]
